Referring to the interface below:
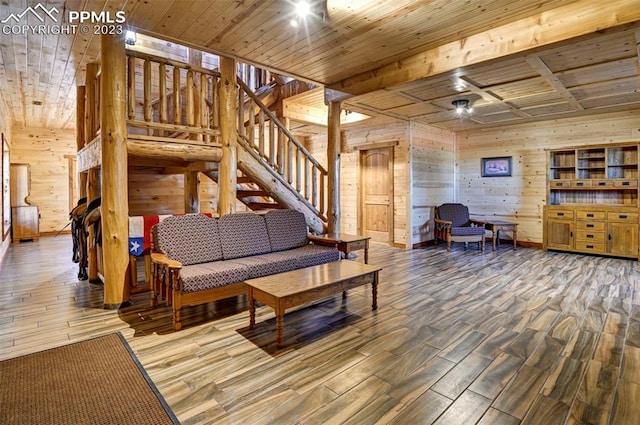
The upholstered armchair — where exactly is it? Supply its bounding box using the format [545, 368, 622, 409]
[434, 203, 486, 252]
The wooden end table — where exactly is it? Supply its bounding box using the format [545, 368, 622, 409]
[245, 261, 382, 348]
[307, 233, 371, 263]
[484, 220, 518, 250]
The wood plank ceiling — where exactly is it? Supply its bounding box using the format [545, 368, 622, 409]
[0, 0, 638, 132]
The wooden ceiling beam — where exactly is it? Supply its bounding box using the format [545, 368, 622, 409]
[458, 76, 532, 118]
[328, 0, 640, 97]
[526, 55, 584, 111]
[636, 30, 640, 67]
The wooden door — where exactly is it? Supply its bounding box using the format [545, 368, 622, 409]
[360, 147, 393, 244]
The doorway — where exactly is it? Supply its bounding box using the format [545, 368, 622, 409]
[359, 146, 393, 244]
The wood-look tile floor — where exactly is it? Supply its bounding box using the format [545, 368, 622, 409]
[1, 236, 640, 424]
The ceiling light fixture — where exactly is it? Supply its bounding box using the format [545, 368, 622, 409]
[452, 99, 472, 114]
[295, 0, 312, 18]
[290, 0, 313, 27]
[124, 30, 137, 45]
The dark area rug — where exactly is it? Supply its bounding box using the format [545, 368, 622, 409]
[0, 333, 178, 424]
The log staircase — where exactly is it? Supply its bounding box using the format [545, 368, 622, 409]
[125, 49, 328, 233]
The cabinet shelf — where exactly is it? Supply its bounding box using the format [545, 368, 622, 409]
[578, 154, 605, 161]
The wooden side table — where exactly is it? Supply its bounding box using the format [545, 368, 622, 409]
[308, 233, 371, 263]
[484, 220, 518, 250]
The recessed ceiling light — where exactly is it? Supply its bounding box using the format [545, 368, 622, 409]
[295, 1, 312, 18]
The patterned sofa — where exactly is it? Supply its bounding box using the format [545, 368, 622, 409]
[150, 209, 340, 330]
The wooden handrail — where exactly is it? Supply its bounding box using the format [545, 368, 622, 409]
[126, 49, 220, 78]
[237, 134, 327, 222]
[125, 50, 220, 142]
[236, 78, 328, 221]
[237, 79, 327, 173]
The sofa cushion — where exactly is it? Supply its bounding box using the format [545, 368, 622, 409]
[231, 251, 299, 279]
[179, 261, 248, 293]
[286, 244, 341, 268]
[218, 213, 272, 259]
[154, 215, 223, 266]
[264, 209, 309, 252]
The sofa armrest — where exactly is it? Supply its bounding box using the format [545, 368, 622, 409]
[150, 252, 183, 269]
[307, 233, 340, 246]
[150, 252, 184, 292]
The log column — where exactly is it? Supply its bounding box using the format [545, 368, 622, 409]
[184, 171, 199, 213]
[85, 63, 98, 143]
[217, 56, 237, 216]
[100, 33, 129, 308]
[327, 99, 341, 233]
[87, 168, 101, 283]
[76, 86, 87, 200]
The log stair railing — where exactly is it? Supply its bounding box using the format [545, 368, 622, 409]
[236, 78, 328, 232]
[121, 49, 328, 231]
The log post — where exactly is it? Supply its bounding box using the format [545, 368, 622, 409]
[87, 167, 101, 283]
[76, 86, 86, 150]
[188, 49, 202, 141]
[100, 33, 129, 308]
[79, 172, 87, 200]
[327, 99, 341, 233]
[76, 85, 87, 200]
[84, 63, 98, 143]
[217, 56, 237, 216]
[184, 171, 199, 213]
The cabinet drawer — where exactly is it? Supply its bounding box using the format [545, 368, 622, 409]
[547, 210, 574, 219]
[550, 180, 571, 188]
[575, 221, 605, 231]
[592, 180, 613, 188]
[576, 230, 605, 242]
[575, 240, 605, 253]
[576, 211, 605, 220]
[612, 180, 637, 188]
[571, 180, 591, 188]
[607, 212, 638, 222]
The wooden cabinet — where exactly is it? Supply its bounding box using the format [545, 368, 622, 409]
[544, 143, 639, 260]
[12, 206, 39, 242]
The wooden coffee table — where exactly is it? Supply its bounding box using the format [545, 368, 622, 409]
[245, 261, 382, 348]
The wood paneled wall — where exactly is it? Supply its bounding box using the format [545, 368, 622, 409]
[128, 171, 185, 216]
[0, 103, 10, 262]
[128, 171, 235, 216]
[410, 122, 456, 246]
[306, 118, 456, 248]
[456, 110, 640, 244]
[309, 118, 412, 246]
[9, 127, 76, 235]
